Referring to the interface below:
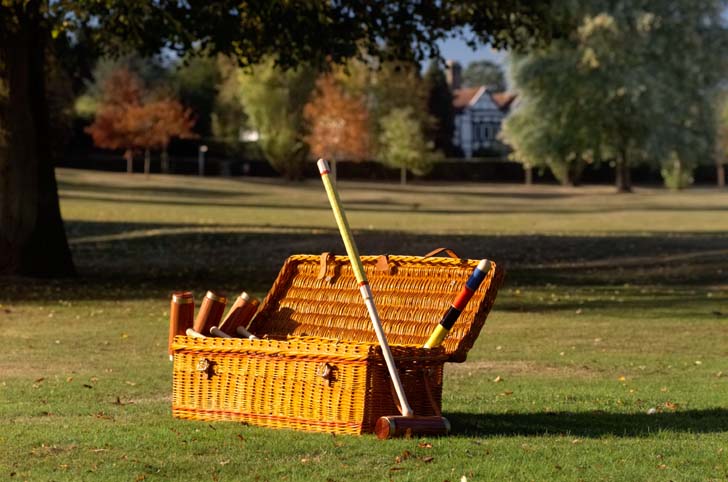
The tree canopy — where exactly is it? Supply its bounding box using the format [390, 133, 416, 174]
[0, 0, 559, 276]
[304, 75, 370, 165]
[237, 58, 316, 180]
[85, 67, 196, 172]
[378, 106, 435, 184]
[424, 61, 456, 156]
[462, 60, 506, 91]
[501, 0, 728, 191]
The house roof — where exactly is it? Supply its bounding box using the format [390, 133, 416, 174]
[491, 91, 517, 111]
[452, 86, 516, 113]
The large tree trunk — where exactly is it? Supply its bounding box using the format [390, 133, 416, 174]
[0, 3, 75, 276]
[717, 161, 726, 189]
[615, 151, 632, 193]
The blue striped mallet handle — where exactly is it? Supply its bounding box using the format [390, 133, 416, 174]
[424, 259, 491, 349]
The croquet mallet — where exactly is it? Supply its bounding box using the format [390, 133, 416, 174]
[318, 159, 450, 439]
[424, 258, 491, 349]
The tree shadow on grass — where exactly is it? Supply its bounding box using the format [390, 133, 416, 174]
[1, 220, 727, 302]
[447, 409, 728, 438]
[59, 179, 250, 200]
[59, 190, 728, 215]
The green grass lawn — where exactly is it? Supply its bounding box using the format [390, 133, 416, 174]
[2, 168, 728, 481]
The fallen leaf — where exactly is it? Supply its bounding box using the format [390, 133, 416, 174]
[418, 442, 432, 449]
[421, 456, 434, 463]
[395, 450, 412, 463]
[618, 376, 626, 382]
[493, 376, 503, 383]
[663, 401, 678, 411]
[219, 459, 230, 466]
[501, 390, 513, 396]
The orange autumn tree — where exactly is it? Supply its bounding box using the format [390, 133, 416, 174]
[304, 75, 370, 179]
[86, 68, 196, 175]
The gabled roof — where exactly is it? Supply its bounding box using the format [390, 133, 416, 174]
[453, 86, 484, 110]
[491, 91, 517, 111]
[452, 86, 516, 113]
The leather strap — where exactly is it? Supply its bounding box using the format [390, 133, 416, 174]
[423, 247, 460, 259]
[375, 255, 391, 274]
[317, 252, 334, 280]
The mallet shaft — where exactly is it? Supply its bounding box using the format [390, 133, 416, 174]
[318, 158, 414, 417]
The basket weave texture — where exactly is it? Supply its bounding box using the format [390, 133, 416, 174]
[172, 253, 504, 434]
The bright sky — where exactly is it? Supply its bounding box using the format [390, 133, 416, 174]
[435, 36, 506, 67]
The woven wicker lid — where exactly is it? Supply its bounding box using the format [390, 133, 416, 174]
[248, 252, 505, 362]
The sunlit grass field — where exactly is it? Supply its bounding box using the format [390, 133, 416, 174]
[2, 168, 728, 481]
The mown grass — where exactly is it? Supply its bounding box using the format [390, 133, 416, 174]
[2, 168, 728, 481]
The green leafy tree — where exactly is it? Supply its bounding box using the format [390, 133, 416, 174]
[369, 59, 431, 154]
[462, 60, 506, 91]
[237, 59, 316, 180]
[379, 106, 435, 185]
[170, 55, 220, 138]
[424, 61, 455, 155]
[502, 1, 727, 192]
[211, 56, 249, 153]
[717, 92, 728, 188]
[0, 0, 557, 276]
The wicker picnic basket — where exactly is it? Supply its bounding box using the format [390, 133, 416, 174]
[171, 249, 504, 435]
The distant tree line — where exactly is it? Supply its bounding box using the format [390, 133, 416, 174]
[77, 52, 479, 183]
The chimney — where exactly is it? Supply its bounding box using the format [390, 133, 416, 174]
[445, 60, 462, 91]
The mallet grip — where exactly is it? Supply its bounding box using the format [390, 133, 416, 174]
[210, 326, 232, 338]
[186, 328, 206, 339]
[424, 259, 491, 349]
[236, 325, 259, 340]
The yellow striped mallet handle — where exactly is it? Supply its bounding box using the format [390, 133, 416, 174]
[318, 158, 414, 417]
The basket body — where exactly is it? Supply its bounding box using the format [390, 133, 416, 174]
[171, 253, 504, 434]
